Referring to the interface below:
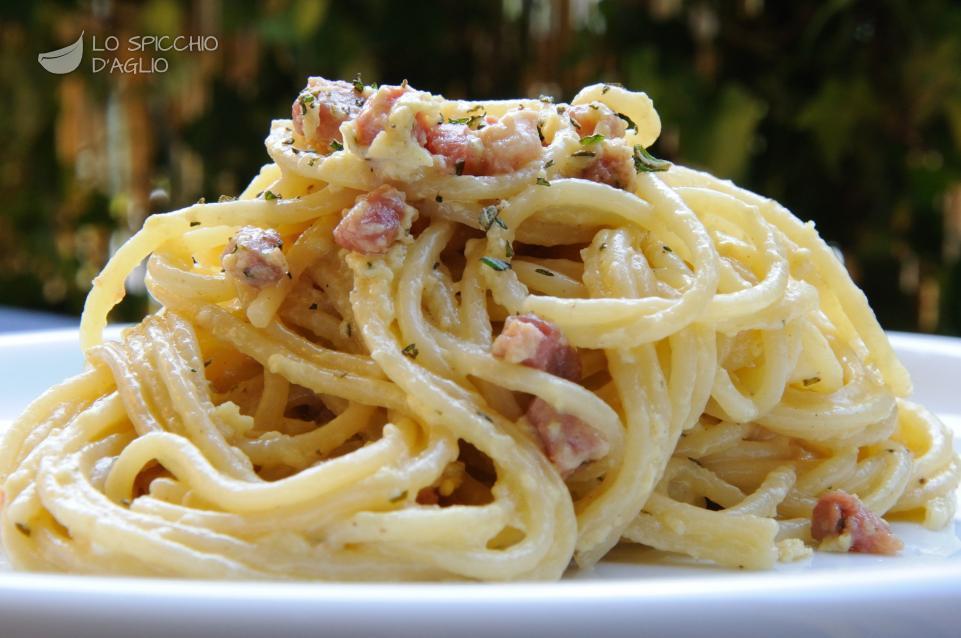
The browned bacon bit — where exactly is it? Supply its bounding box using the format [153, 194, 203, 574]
[416, 487, 440, 505]
[292, 78, 365, 151]
[416, 110, 543, 176]
[526, 398, 609, 477]
[491, 314, 606, 476]
[580, 142, 635, 189]
[568, 103, 628, 138]
[222, 226, 288, 289]
[491, 314, 581, 381]
[333, 185, 415, 255]
[354, 85, 410, 146]
[811, 490, 903, 555]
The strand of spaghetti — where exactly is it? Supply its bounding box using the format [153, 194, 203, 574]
[103, 425, 404, 512]
[80, 186, 356, 350]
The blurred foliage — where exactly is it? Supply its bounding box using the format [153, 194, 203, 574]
[0, 0, 959, 333]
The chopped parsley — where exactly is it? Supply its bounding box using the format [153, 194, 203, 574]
[330, 139, 344, 152]
[263, 190, 280, 201]
[480, 256, 511, 271]
[633, 145, 671, 173]
[352, 73, 365, 93]
[299, 92, 315, 111]
[189, 221, 201, 227]
[536, 177, 551, 187]
[571, 150, 596, 158]
[802, 376, 821, 386]
[388, 490, 408, 503]
[544, 159, 554, 169]
[401, 343, 419, 359]
[504, 240, 514, 259]
[218, 195, 236, 203]
[569, 115, 581, 130]
[479, 205, 507, 231]
[14, 522, 31, 536]
[662, 245, 673, 253]
[536, 121, 545, 144]
[535, 268, 555, 277]
[449, 113, 485, 128]
[538, 94, 554, 103]
[579, 133, 605, 145]
[616, 112, 638, 131]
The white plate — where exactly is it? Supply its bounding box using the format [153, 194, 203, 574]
[0, 329, 959, 638]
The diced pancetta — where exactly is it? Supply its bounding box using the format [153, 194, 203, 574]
[491, 314, 581, 381]
[292, 77, 366, 151]
[568, 102, 628, 138]
[580, 141, 635, 189]
[333, 185, 415, 255]
[526, 398, 610, 477]
[416, 109, 543, 176]
[491, 314, 607, 476]
[811, 490, 903, 555]
[354, 85, 410, 146]
[222, 226, 288, 289]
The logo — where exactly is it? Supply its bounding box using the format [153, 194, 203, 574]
[38, 32, 218, 75]
[38, 32, 84, 74]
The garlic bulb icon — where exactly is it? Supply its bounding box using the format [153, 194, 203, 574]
[38, 32, 84, 74]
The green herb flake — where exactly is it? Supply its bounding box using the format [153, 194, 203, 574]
[218, 195, 236, 203]
[633, 145, 671, 173]
[476, 411, 494, 423]
[263, 190, 280, 201]
[571, 150, 596, 158]
[15, 522, 31, 536]
[330, 139, 344, 152]
[579, 134, 605, 146]
[536, 121, 545, 144]
[569, 115, 581, 130]
[401, 343, 419, 359]
[352, 73, 364, 93]
[536, 177, 551, 187]
[448, 116, 471, 125]
[480, 256, 511, 271]
[479, 205, 507, 231]
[535, 268, 555, 277]
[802, 376, 821, 387]
[544, 159, 554, 169]
[538, 94, 554, 104]
[299, 92, 315, 111]
[388, 490, 408, 503]
[662, 245, 673, 253]
[616, 112, 638, 131]
[189, 221, 201, 227]
[504, 240, 514, 259]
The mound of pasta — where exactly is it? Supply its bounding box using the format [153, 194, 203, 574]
[1, 78, 957, 580]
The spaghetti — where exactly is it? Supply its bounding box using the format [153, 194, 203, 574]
[0, 78, 957, 580]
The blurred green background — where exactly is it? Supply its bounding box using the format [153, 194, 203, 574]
[1, 0, 960, 333]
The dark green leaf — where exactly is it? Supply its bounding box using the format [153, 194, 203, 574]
[633, 145, 671, 173]
[480, 256, 511, 271]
